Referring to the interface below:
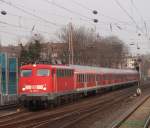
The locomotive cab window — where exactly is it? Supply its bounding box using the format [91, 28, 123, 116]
[21, 69, 32, 77]
[37, 69, 50, 76]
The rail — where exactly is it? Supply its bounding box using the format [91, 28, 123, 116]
[0, 104, 18, 110]
[111, 95, 150, 128]
[144, 114, 150, 128]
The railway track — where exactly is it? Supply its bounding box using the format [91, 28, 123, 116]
[144, 114, 150, 128]
[31, 92, 134, 128]
[0, 85, 138, 128]
[0, 104, 18, 110]
[111, 95, 150, 128]
[0, 104, 23, 119]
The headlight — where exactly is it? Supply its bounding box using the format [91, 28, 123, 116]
[22, 88, 26, 91]
[43, 87, 47, 91]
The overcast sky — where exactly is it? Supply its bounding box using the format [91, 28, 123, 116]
[0, 0, 150, 54]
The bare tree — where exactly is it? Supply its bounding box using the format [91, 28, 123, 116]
[58, 24, 129, 68]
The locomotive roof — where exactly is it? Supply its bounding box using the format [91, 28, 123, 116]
[20, 64, 52, 69]
[20, 64, 73, 70]
[51, 65, 73, 69]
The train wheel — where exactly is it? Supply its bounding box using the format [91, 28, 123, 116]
[69, 94, 74, 103]
[56, 97, 61, 106]
[43, 101, 48, 109]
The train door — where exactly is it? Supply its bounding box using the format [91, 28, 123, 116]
[52, 68, 57, 93]
[83, 73, 87, 90]
[55, 68, 65, 92]
[74, 72, 77, 90]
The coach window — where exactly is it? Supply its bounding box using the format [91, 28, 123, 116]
[67, 69, 69, 76]
[66, 70, 68, 76]
[70, 70, 72, 76]
[80, 74, 82, 82]
[88, 74, 90, 82]
[57, 69, 60, 77]
[67, 70, 70, 76]
[103, 75, 105, 80]
[81, 74, 82, 82]
[69, 70, 71, 76]
[96, 75, 98, 81]
[65, 69, 68, 76]
[60, 69, 62, 77]
[21, 69, 32, 77]
[90, 74, 92, 82]
[63, 69, 65, 77]
[37, 69, 50, 76]
[60, 69, 63, 77]
[78, 74, 81, 82]
[69, 70, 72, 76]
[77, 74, 80, 82]
[82, 74, 84, 82]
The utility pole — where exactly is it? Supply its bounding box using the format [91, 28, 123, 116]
[136, 42, 142, 96]
[68, 23, 71, 65]
[68, 22, 74, 65]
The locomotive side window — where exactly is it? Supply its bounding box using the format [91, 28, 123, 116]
[57, 69, 73, 77]
[56, 69, 60, 77]
[96, 74, 99, 81]
[37, 69, 50, 76]
[21, 69, 32, 77]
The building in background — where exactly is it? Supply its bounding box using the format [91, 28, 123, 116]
[0, 45, 20, 57]
[126, 56, 136, 69]
[40, 42, 66, 64]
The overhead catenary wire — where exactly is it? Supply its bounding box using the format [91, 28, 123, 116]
[1, 0, 143, 33]
[1, 0, 96, 30]
[1, 0, 148, 44]
[4, 11, 63, 29]
[6, 4, 97, 29]
[144, 21, 149, 37]
[115, 0, 150, 40]
[130, 0, 149, 37]
[0, 20, 55, 35]
[40, 0, 103, 30]
[66, 0, 142, 34]
[40, 0, 139, 29]
[70, 0, 91, 12]
[2, 0, 91, 26]
[69, 0, 133, 24]
[0, 30, 28, 37]
[41, 0, 92, 20]
[68, 0, 143, 34]
[0, 0, 62, 27]
[130, 0, 145, 22]
[114, 0, 144, 33]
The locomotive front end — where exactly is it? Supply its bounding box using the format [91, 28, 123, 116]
[19, 64, 53, 109]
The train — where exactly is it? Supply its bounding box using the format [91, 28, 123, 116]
[18, 64, 139, 109]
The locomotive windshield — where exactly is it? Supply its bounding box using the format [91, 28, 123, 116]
[37, 69, 50, 76]
[21, 69, 32, 77]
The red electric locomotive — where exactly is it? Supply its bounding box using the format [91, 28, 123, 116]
[19, 64, 139, 109]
